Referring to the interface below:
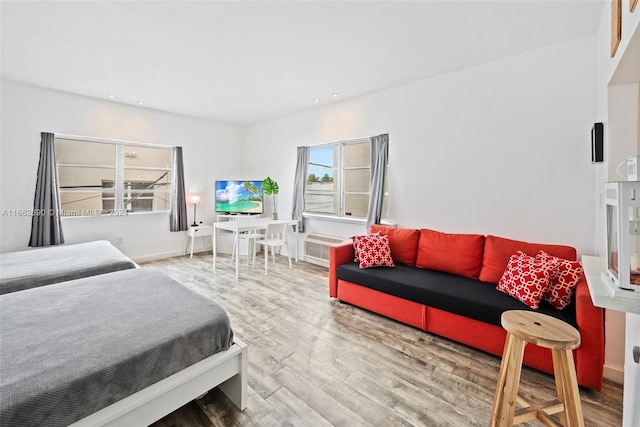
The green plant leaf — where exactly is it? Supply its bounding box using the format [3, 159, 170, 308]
[262, 176, 279, 195]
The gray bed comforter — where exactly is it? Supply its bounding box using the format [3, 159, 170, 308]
[0, 240, 137, 295]
[0, 267, 234, 427]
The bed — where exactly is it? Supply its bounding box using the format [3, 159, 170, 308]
[0, 240, 138, 295]
[0, 267, 248, 426]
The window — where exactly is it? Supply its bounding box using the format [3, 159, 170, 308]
[55, 137, 172, 216]
[304, 138, 388, 219]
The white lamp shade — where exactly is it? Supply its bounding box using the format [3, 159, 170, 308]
[190, 195, 201, 204]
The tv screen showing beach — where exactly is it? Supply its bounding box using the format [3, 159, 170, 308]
[215, 180, 263, 214]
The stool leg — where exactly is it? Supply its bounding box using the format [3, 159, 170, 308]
[491, 333, 527, 427]
[554, 349, 584, 427]
[552, 349, 568, 426]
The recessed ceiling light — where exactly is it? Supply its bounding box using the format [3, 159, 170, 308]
[313, 98, 320, 103]
[137, 101, 144, 105]
[332, 93, 340, 97]
[108, 94, 115, 99]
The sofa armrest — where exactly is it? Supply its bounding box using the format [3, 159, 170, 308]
[329, 240, 354, 298]
[573, 274, 605, 390]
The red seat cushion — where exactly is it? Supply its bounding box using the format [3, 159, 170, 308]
[479, 235, 577, 284]
[369, 224, 420, 266]
[415, 228, 485, 279]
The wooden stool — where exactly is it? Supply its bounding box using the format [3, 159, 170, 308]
[490, 310, 584, 427]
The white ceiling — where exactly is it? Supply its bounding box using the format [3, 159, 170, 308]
[1, 1, 604, 125]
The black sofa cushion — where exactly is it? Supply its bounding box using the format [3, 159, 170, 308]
[336, 262, 577, 328]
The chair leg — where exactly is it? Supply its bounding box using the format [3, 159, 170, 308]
[252, 244, 258, 270]
[264, 245, 268, 275]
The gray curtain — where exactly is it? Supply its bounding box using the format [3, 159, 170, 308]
[29, 132, 64, 247]
[291, 146, 309, 233]
[366, 133, 389, 230]
[169, 146, 188, 232]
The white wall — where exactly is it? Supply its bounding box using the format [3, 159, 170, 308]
[245, 36, 598, 256]
[0, 81, 243, 261]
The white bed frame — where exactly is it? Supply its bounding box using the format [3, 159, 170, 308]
[70, 338, 248, 426]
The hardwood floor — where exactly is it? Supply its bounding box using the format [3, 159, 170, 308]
[145, 253, 623, 427]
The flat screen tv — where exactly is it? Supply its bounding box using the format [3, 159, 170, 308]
[215, 180, 263, 214]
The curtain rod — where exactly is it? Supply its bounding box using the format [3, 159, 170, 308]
[53, 133, 174, 149]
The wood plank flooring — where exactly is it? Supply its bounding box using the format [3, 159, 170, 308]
[144, 253, 623, 427]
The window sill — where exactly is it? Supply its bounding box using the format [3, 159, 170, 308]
[302, 213, 395, 226]
[61, 210, 169, 219]
[303, 213, 366, 224]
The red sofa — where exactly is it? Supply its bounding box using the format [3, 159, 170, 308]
[329, 225, 604, 390]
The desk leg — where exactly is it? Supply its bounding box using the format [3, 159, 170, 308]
[213, 227, 217, 269]
[189, 234, 195, 259]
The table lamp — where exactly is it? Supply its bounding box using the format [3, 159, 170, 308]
[190, 194, 201, 227]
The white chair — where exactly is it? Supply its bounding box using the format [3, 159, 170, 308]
[231, 217, 264, 265]
[253, 222, 292, 275]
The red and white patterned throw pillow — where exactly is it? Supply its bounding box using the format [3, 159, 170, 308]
[352, 232, 381, 262]
[352, 233, 395, 269]
[536, 250, 583, 310]
[497, 251, 556, 309]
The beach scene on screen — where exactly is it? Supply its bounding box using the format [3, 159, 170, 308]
[215, 180, 263, 213]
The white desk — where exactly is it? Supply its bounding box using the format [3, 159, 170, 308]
[184, 225, 213, 258]
[213, 218, 298, 279]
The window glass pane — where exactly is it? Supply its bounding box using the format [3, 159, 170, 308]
[344, 142, 370, 168]
[121, 180, 170, 213]
[124, 146, 172, 168]
[123, 169, 171, 192]
[102, 199, 115, 212]
[303, 138, 388, 219]
[308, 146, 336, 185]
[55, 139, 115, 165]
[345, 168, 369, 192]
[304, 193, 337, 214]
[344, 194, 369, 218]
[58, 166, 115, 190]
[60, 192, 103, 216]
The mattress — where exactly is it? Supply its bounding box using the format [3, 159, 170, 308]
[0, 240, 137, 294]
[0, 268, 234, 427]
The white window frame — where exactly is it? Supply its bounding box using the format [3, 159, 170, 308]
[304, 137, 389, 220]
[55, 134, 173, 216]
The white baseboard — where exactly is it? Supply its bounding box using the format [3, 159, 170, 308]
[131, 250, 186, 264]
[603, 364, 624, 384]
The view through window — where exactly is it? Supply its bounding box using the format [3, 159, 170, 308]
[55, 137, 172, 216]
[304, 138, 388, 219]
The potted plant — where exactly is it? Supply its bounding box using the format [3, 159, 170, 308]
[262, 176, 279, 219]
